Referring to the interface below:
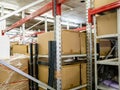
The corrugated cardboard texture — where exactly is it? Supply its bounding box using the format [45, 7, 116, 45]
[94, 0, 117, 8]
[96, 12, 117, 36]
[80, 33, 87, 54]
[37, 30, 80, 55]
[12, 44, 28, 55]
[100, 39, 111, 56]
[81, 63, 87, 90]
[10, 42, 18, 46]
[0, 58, 28, 84]
[0, 80, 29, 90]
[80, 32, 94, 54]
[38, 64, 80, 90]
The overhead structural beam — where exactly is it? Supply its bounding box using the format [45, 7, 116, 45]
[3, 0, 67, 32]
[0, 0, 44, 21]
[26, 20, 43, 31]
[45, 16, 48, 32]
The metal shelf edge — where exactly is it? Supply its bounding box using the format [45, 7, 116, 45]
[39, 54, 87, 58]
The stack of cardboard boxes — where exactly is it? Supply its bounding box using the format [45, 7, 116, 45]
[37, 30, 87, 90]
[37, 28, 112, 89]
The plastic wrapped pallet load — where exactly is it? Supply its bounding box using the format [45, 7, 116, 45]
[0, 54, 29, 90]
[37, 30, 81, 55]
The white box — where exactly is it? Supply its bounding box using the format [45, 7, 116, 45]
[0, 36, 10, 59]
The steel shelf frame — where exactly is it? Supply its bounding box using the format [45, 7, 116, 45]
[39, 54, 87, 58]
[0, 0, 66, 90]
[96, 34, 118, 39]
[97, 84, 117, 90]
[88, 1, 120, 90]
[86, 0, 93, 90]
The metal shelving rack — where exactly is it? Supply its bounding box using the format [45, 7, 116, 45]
[86, 0, 93, 90]
[87, 0, 120, 90]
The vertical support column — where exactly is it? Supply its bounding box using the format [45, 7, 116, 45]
[80, 23, 82, 28]
[67, 21, 70, 30]
[48, 41, 56, 89]
[34, 43, 39, 90]
[93, 15, 97, 90]
[29, 43, 34, 90]
[53, 0, 62, 90]
[55, 15, 62, 90]
[86, 0, 93, 90]
[22, 11, 25, 44]
[117, 8, 120, 90]
[20, 27, 22, 44]
[0, 5, 6, 36]
[45, 16, 48, 32]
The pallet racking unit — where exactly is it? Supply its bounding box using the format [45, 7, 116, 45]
[0, 0, 88, 90]
[87, 0, 120, 90]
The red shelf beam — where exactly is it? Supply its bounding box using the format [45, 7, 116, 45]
[89, 0, 120, 23]
[4, 0, 67, 32]
[74, 26, 86, 31]
[74, 25, 94, 32]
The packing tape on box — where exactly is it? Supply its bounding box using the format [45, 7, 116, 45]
[55, 71, 62, 79]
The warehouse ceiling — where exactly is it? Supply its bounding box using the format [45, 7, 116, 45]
[0, 0, 86, 35]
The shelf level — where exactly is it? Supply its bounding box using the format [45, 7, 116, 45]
[96, 58, 118, 66]
[39, 54, 87, 58]
[96, 34, 118, 39]
[97, 84, 117, 90]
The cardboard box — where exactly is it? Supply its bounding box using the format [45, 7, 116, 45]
[10, 42, 18, 55]
[0, 80, 29, 90]
[94, 0, 117, 8]
[10, 42, 18, 46]
[12, 44, 28, 54]
[81, 63, 87, 90]
[100, 39, 111, 56]
[37, 30, 80, 55]
[80, 33, 94, 54]
[0, 57, 28, 84]
[38, 64, 80, 90]
[80, 33, 86, 54]
[0, 36, 10, 59]
[96, 12, 117, 36]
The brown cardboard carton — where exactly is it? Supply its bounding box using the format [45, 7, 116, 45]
[38, 64, 80, 90]
[100, 39, 111, 56]
[0, 58, 28, 84]
[80, 33, 86, 54]
[96, 12, 117, 36]
[94, 0, 117, 8]
[81, 63, 87, 90]
[12, 44, 28, 54]
[37, 30, 80, 55]
[10, 42, 18, 46]
[80, 33, 94, 54]
[0, 80, 29, 90]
